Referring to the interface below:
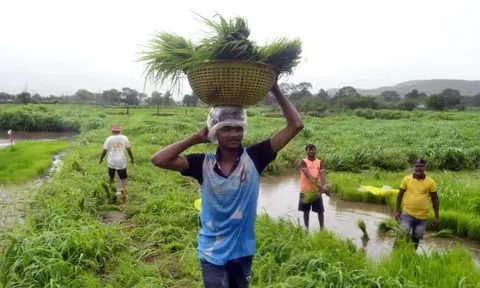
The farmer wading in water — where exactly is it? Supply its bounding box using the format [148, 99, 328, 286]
[151, 81, 303, 288]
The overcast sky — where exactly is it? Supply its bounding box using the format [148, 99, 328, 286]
[1, 0, 479, 98]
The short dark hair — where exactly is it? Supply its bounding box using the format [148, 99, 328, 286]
[414, 158, 426, 165]
[305, 144, 316, 151]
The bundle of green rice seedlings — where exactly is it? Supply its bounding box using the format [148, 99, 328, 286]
[357, 219, 369, 239]
[430, 229, 454, 238]
[257, 38, 302, 75]
[196, 14, 258, 61]
[378, 218, 398, 233]
[139, 12, 302, 87]
[302, 191, 319, 204]
[139, 33, 197, 86]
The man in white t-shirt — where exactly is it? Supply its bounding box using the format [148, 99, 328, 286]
[99, 124, 134, 203]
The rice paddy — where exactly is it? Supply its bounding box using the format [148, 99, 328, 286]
[0, 141, 69, 183]
[0, 104, 480, 287]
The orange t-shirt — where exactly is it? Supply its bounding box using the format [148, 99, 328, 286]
[300, 158, 321, 193]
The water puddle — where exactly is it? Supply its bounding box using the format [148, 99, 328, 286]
[258, 173, 480, 265]
[0, 153, 65, 229]
[0, 131, 78, 148]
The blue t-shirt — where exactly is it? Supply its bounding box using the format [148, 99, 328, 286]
[181, 140, 276, 265]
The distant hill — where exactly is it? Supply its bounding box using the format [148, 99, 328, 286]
[327, 80, 480, 97]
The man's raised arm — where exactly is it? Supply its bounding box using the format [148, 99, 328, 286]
[270, 82, 304, 153]
[151, 127, 208, 171]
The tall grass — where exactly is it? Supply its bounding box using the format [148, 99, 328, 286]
[0, 141, 69, 183]
[0, 110, 80, 132]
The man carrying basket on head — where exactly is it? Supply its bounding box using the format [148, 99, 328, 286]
[151, 80, 303, 288]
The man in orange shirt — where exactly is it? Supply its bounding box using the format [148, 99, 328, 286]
[299, 144, 328, 231]
[394, 158, 439, 249]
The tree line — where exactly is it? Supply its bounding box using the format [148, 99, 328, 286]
[0, 88, 200, 107]
[2, 84, 480, 112]
[263, 83, 480, 113]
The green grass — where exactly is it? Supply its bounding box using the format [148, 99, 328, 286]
[1, 105, 480, 287]
[357, 219, 369, 239]
[378, 218, 399, 233]
[0, 141, 69, 183]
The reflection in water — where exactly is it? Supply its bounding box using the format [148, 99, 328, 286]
[258, 173, 480, 265]
[0, 131, 78, 148]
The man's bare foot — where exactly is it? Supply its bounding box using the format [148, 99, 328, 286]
[120, 189, 127, 203]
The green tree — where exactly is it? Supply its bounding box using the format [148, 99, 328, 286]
[298, 96, 327, 113]
[163, 91, 173, 106]
[425, 94, 446, 111]
[121, 87, 140, 106]
[102, 89, 121, 105]
[183, 93, 199, 106]
[336, 96, 379, 110]
[317, 89, 329, 101]
[151, 91, 163, 115]
[0, 92, 15, 103]
[121, 87, 139, 114]
[381, 91, 401, 102]
[405, 89, 426, 101]
[472, 93, 480, 107]
[334, 86, 360, 98]
[278, 82, 313, 103]
[138, 93, 148, 104]
[31, 93, 42, 104]
[440, 88, 461, 108]
[74, 89, 93, 103]
[398, 99, 417, 111]
[16, 92, 31, 104]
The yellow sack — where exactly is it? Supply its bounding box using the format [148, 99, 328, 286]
[194, 198, 202, 211]
[359, 185, 398, 196]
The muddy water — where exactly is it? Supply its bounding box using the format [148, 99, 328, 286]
[0, 131, 78, 148]
[0, 153, 64, 229]
[257, 173, 480, 265]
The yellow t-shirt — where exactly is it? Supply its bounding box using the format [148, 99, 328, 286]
[401, 175, 437, 219]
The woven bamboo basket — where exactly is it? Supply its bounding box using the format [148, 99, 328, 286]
[187, 61, 277, 107]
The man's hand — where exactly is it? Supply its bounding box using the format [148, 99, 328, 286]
[433, 217, 439, 228]
[99, 159, 103, 164]
[317, 185, 323, 194]
[130, 159, 135, 165]
[151, 127, 208, 172]
[193, 127, 209, 144]
[394, 210, 401, 221]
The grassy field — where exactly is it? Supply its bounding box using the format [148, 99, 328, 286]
[0, 105, 480, 287]
[0, 141, 69, 183]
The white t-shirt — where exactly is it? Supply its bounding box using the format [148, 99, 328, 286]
[103, 135, 131, 170]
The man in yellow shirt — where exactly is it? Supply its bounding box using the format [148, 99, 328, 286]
[394, 158, 439, 249]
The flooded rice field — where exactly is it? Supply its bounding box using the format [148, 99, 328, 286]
[0, 131, 78, 148]
[257, 173, 480, 265]
[0, 153, 64, 229]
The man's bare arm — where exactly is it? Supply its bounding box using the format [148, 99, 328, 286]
[431, 192, 439, 226]
[300, 160, 316, 181]
[394, 188, 406, 220]
[99, 149, 107, 164]
[127, 147, 134, 164]
[319, 161, 326, 187]
[151, 128, 208, 172]
[270, 83, 304, 153]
